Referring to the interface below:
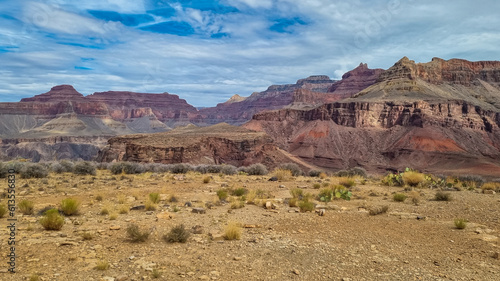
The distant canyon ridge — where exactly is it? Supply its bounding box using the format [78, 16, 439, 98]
[1, 57, 500, 176]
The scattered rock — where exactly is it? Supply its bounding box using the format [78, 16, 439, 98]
[209, 232, 225, 241]
[145, 211, 154, 215]
[233, 256, 242, 261]
[101, 277, 115, 281]
[265, 201, 276, 210]
[109, 225, 121, 230]
[292, 269, 300, 275]
[316, 209, 326, 216]
[184, 201, 192, 207]
[192, 207, 206, 214]
[115, 276, 128, 281]
[279, 184, 286, 188]
[243, 224, 260, 228]
[268, 176, 278, 181]
[493, 252, 499, 259]
[156, 212, 173, 220]
[192, 225, 204, 234]
[130, 205, 145, 211]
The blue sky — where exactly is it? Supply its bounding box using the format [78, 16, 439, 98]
[1, 0, 500, 106]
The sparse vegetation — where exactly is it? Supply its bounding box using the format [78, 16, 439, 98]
[118, 204, 129, 214]
[273, 168, 293, 181]
[393, 193, 407, 202]
[298, 199, 315, 212]
[312, 183, 321, 189]
[145, 201, 157, 211]
[100, 207, 110, 215]
[409, 190, 421, 205]
[151, 269, 162, 278]
[94, 260, 109, 270]
[163, 224, 190, 243]
[435, 191, 452, 201]
[279, 163, 302, 176]
[73, 161, 96, 175]
[232, 187, 248, 197]
[202, 175, 211, 183]
[220, 165, 237, 175]
[60, 198, 80, 216]
[20, 164, 48, 179]
[224, 222, 242, 240]
[18, 199, 35, 215]
[369, 205, 389, 216]
[481, 182, 500, 192]
[454, 218, 468, 229]
[245, 163, 268, 175]
[40, 209, 64, 230]
[109, 212, 118, 220]
[0, 204, 7, 218]
[216, 189, 229, 201]
[149, 192, 160, 203]
[308, 169, 322, 177]
[95, 194, 103, 201]
[29, 274, 40, 281]
[336, 167, 367, 178]
[81, 232, 93, 240]
[402, 171, 426, 187]
[230, 199, 245, 209]
[126, 224, 150, 242]
[382, 172, 404, 186]
[338, 177, 355, 188]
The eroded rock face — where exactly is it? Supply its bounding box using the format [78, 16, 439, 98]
[98, 123, 303, 169]
[244, 57, 500, 176]
[198, 75, 337, 125]
[328, 63, 384, 98]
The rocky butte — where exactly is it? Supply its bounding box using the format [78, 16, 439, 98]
[244, 57, 500, 176]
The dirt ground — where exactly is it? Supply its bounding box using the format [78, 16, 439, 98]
[1, 171, 499, 281]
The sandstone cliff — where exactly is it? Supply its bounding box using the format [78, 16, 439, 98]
[244, 57, 500, 176]
[98, 123, 303, 169]
[328, 63, 384, 98]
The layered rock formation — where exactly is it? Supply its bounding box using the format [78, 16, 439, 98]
[327, 63, 384, 98]
[244, 57, 500, 176]
[197, 75, 337, 125]
[98, 123, 304, 169]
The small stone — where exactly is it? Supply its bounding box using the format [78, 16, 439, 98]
[116, 275, 129, 281]
[192, 208, 206, 214]
[184, 202, 192, 207]
[210, 271, 220, 276]
[279, 185, 285, 188]
[209, 232, 225, 241]
[130, 205, 145, 211]
[292, 269, 300, 275]
[233, 256, 242, 261]
[265, 201, 275, 210]
[268, 176, 278, 181]
[109, 225, 121, 230]
[192, 225, 204, 234]
[145, 211, 154, 215]
[493, 252, 499, 259]
[199, 275, 210, 280]
[156, 212, 173, 220]
[316, 209, 326, 216]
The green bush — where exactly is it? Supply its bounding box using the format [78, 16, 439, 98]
[60, 198, 80, 216]
[232, 188, 248, 197]
[149, 192, 160, 204]
[163, 224, 190, 243]
[393, 193, 407, 202]
[216, 189, 229, 201]
[20, 164, 48, 179]
[73, 161, 96, 175]
[454, 218, 468, 229]
[19, 200, 35, 215]
[298, 200, 315, 212]
[40, 209, 64, 230]
[126, 224, 150, 242]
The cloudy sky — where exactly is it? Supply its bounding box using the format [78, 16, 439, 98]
[1, 0, 499, 106]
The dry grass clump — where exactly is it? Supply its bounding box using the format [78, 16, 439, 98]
[0, 204, 7, 218]
[230, 199, 245, 209]
[109, 212, 118, 220]
[393, 193, 407, 202]
[402, 171, 425, 187]
[126, 224, 150, 242]
[288, 197, 298, 207]
[18, 199, 35, 215]
[368, 205, 389, 216]
[118, 204, 129, 214]
[224, 222, 242, 240]
[435, 191, 452, 201]
[338, 177, 355, 188]
[245, 190, 257, 204]
[149, 192, 160, 204]
[409, 191, 421, 205]
[454, 218, 468, 229]
[40, 209, 64, 230]
[60, 198, 80, 216]
[231, 187, 248, 197]
[95, 194, 104, 201]
[202, 176, 211, 183]
[94, 260, 109, 270]
[100, 206, 110, 215]
[298, 199, 315, 212]
[81, 232, 93, 240]
[273, 168, 293, 181]
[481, 182, 500, 191]
[163, 224, 190, 243]
[216, 189, 229, 201]
[145, 201, 157, 211]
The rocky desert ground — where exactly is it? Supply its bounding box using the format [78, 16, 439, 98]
[1, 164, 499, 281]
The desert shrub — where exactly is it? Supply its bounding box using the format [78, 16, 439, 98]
[336, 167, 367, 178]
[0, 163, 8, 178]
[216, 189, 229, 201]
[318, 188, 333, 202]
[220, 165, 237, 175]
[81, 232, 93, 240]
[126, 224, 150, 242]
[368, 205, 389, 216]
[454, 218, 468, 229]
[245, 190, 257, 204]
[163, 224, 190, 243]
[288, 197, 298, 207]
[481, 182, 500, 191]
[290, 188, 304, 200]
[224, 222, 241, 240]
[0, 204, 6, 218]
[194, 165, 209, 174]
[95, 162, 109, 170]
[206, 165, 222, 174]
[118, 205, 129, 214]
[245, 164, 268, 175]
[202, 176, 211, 184]
[170, 163, 192, 174]
[100, 207, 109, 215]
[73, 161, 96, 176]
[122, 162, 145, 174]
[59, 160, 74, 172]
[151, 269, 162, 279]
[402, 171, 425, 187]
[145, 163, 170, 173]
[110, 162, 125, 174]
[435, 191, 452, 201]
[279, 163, 302, 176]
[312, 183, 321, 189]
[409, 191, 421, 205]
[273, 169, 293, 181]
[145, 201, 157, 211]
[60, 198, 80, 216]
[50, 163, 65, 174]
[20, 164, 48, 179]
[298, 199, 315, 212]
[382, 172, 404, 186]
[18, 199, 35, 215]
[94, 260, 109, 270]
[232, 188, 248, 197]
[40, 209, 64, 230]
[308, 170, 322, 177]
[95, 194, 103, 201]
[393, 193, 407, 202]
[149, 192, 160, 203]
[29, 274, 40, 281]
[5, 161, 26, 174]
[230, 199, 245, 209]
[457, 175, 484, 187]
[338, 177, 355, 188]
[109, 213, 118, 220]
